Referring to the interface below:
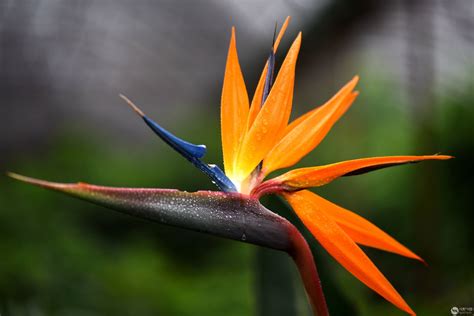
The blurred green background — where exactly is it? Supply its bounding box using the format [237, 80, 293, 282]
[1, 1, 472, 315]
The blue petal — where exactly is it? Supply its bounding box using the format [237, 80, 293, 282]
[262, 50, 275, 105]
[120, 95, 236, 192]
[189, 160, 237, 192]
[142, 116, 237, 192]
[206, 164, 237, 192]
[143, 116, 207, 158]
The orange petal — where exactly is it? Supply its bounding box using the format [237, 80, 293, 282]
[262, 76, 359, 175]
[235, 33, 302, 182]
[301, 191, 423, 261]
[283, 76, 358, 137]
[247, 16, 291, 129]
[221, 27, 250, 177]
[273, 16, 291, 52]
[283, 190, 416, 315]
[277, 155, 453, 190]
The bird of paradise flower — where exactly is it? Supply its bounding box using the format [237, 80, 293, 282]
[8, 17, 451, 315]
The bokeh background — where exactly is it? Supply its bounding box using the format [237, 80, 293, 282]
[1, 0, 473, 315]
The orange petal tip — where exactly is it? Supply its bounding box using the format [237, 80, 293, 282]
[276, 155, 454, 190]
[262, 76, 359, 174]
[221, 25, 250, 178]
[283, 190, 416, 315]
[234, 32, 302, 181]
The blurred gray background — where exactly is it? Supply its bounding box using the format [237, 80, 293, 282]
[1, 0, 471, 158]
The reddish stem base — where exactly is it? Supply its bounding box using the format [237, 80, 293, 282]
[286, 224, 329, 316]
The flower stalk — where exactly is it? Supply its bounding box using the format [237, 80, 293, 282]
[286, 223, 329, 316]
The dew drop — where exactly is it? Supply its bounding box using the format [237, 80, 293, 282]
[241, 233, 247, 241]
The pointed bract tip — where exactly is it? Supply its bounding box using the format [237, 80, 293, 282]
[6, 172, 63, 189]
[7, 171, 35, 183]
[119, 94, 145, 117]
